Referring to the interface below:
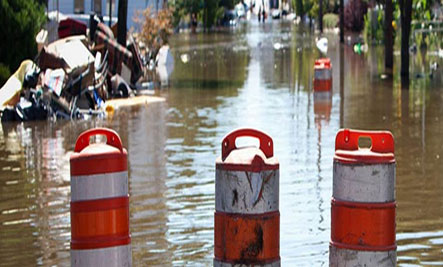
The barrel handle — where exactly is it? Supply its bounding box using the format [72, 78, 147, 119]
[74, 128, 123, 152]
[222, 128, 273, 159]
[335, 129, 394, 154]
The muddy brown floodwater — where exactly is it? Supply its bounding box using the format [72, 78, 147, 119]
[0, 21, 442, 266]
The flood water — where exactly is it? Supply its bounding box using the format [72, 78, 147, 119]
[0, 21, 442, 266]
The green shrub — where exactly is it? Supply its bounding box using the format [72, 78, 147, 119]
[0, 63, 11, 87]
[323, 13, 339, 29]
[0, 0, 46, 72]
[364, 8, 385, 44]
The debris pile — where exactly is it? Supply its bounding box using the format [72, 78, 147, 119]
[0, 14, 149, 122]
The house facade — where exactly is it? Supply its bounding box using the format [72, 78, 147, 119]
[47, 0, 165, 29]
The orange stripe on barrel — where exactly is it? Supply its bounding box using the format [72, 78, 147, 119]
[331, 199, 396, 251]
[71, 197, 130, 250]
[70, 153, 127, 176]
[313, 79, 332, 92]
[214, 211, 280, 263]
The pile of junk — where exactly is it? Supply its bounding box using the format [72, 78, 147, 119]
[0, 13, 160, 122]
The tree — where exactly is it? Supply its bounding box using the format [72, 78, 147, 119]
[399, 0, 412, 81]
[319, 0, 323, 32]
[385, 0, 393, 70]
[171, 0, 236, 30]
[340, 0, 344, 42]
[0, 0, 45, 79]
[135, 8, 173, 60]
[203, 0, 224, 30]
[171, 0, 202, 28]
[295, 0, 304, 18]
[344, 0, 368, 32]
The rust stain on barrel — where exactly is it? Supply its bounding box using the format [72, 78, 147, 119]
[240, 225, 263, 259]
[214, 212, 279, 261]
[232, 189, 238, 206]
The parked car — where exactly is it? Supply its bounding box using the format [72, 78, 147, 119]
[271, 9, 281, 19]
[220, 10, 238, 27]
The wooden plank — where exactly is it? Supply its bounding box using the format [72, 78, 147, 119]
[104, 95, 165, 113]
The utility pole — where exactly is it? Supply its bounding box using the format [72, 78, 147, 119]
[108, 0, 112, 26]
[339, 0, 344, 43]
[57, 0, 59, 22]
[319, 0, 323, 33]
[117, 0, 128, 46]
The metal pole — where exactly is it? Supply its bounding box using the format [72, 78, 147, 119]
[57, 0, 59, 22]
[339, 0, 344, 42]
[339, 44, 344, 128]
[319, 0, 323, 33]
[109, 0, 113, 26]
[117, 0, 128, 46]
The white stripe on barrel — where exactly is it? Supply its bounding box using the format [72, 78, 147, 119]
[71, 244, 132, 266]
[71, 171, 128, 201]
[330, 246, 396, 267]
[333, 163, 395, 202]
[216, 169, 279, 214]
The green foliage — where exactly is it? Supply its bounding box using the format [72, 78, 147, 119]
[171, 0, 239, 30]
[364, 8, 386, 43]
[0, 0, 46, 72]
[412, 21, 443, 49]
[220, 0, 238, 9]
[171, 0, 202, 28]
[0, 63, 11, 87]
[293, 0, 304, 17]
[412, 0, 433, 21]
[363, 0, 440, 48]
[323, 13, 338, 28]
[306, 0, 317, 18]
[203, 0, 224, 29]
[301, 0, 336, 20]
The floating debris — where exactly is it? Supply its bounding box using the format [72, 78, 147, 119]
[180, 54, 189, 63]
[316, 37, 328, 54]
[273, 42, 282, 50]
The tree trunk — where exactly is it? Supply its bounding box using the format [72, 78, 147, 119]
[117, 0, 128, 47]
[319, 0, 323, 33]
[340, 0, 344, 42]
[399, 0, 412, 81]
[385, 0, 393, 70]
[296, 0, 304, 18]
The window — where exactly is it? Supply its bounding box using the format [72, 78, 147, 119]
[74, 0, 84, 14]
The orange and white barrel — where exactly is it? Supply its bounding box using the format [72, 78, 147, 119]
[313, 58, 332, 92]
[215, 128, 280, 267]
[70, 128, 131, 267]
[330, 129, 396, 267]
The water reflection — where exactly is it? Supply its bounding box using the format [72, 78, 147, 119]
[0, 122, 71, 266]
[123, 103, 171, 265]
